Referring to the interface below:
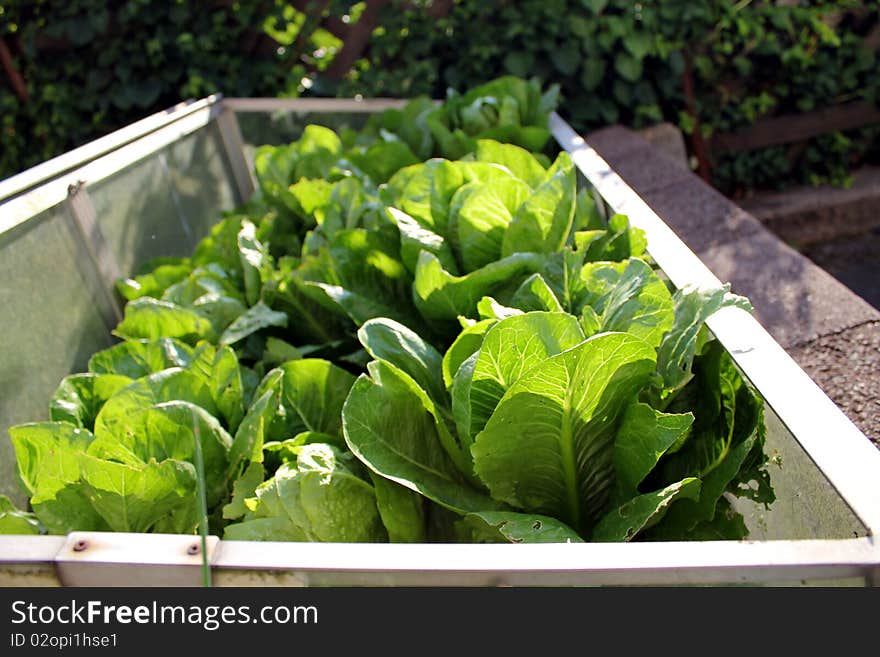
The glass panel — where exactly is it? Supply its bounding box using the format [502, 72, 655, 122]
[163, 122, 239, 246]
[733, 402, 866, 540]
[0, 205, 115, 506]
[89, 123, 238, 277]
[236, 110, 374, 172]
[237, 110, 372, 147]
[89, 153, 182, 277]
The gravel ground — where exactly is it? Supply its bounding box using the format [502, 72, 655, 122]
[794, 230, 880, 447]
[788, 320, 880, 449]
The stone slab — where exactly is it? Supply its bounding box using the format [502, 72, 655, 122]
[737, 165, 880, 248]
[637, 122, 689, 167]
[696, 228, 880, 348]
[635, 178, 767, 253]
[586, 126, 693, 194]
[583, 124, 650, 162]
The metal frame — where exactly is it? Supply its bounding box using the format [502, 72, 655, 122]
[1, 98, 879, 587]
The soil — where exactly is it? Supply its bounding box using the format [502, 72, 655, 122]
[788, 320, 880, 449]
[796, 228, 880, 447]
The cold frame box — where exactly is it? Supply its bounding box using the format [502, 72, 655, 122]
[0, 97, 878, 587]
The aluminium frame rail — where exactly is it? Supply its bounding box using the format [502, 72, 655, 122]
[0, 97, 878, 587]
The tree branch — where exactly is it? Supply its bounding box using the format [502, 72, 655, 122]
[0, 37, 28, 102]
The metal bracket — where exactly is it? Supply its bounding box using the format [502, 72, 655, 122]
[65, 182, 124, 327]
[55, 532, 219, 587]
[214, 104, 256, 205]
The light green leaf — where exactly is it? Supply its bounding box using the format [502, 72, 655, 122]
[386, 207, 459, 275]
[413, 250, 544, 322]
[347, 140, 420, 184]
[7, 423, 107, 534]
[263, 431, 348, 466]
[190, 293, 248, 337]
[79, 455, 198, 534]
[0, 495, 42, 535]
[451, 176, 532, 271]
[579, 258, 675, 348]
[113, 297, 214, 345]
[441, 318, 496, 388]
[369, 472, 426, 543]
[49, 373, 133, 430]
[253, 359, 356, 445]
[476, 296, 522, 320]
[222, 461, 265, 521]
[289, 178, 334, 220]
[384, 158, 466, 235]
[342, 360, 501, 513]
[474, 140, 547, 188]
[299, 228, 420, 330]
[228, 373, 281, 470]
[187, 344, 245, 433]
[579, 213, 647, 262]
[117, 263, 192, 302]
[655, 284, 753, 396]
[649, 344, 767, 538]
[472, 332, 657, 533]
[237, 220, 271, 307]
[502, 152, 576, 257]
[9, 422, 94, 499]
[224, 516, 308, 541]
[358, 318, 446, 406]
[218, 301, 288, 346]
[613, 402, 693, 499]
[509, 274, 564, 313]
[294, 444, 387, 542]
[456, 511, 584, 543]
[225, 445, 386, 543]
[93, 368, 218, 443]
[463, 312, 586, 442]
[591, 478, 702, 542]
[88, 338, 194, 379]
[88, 401, 232, 508]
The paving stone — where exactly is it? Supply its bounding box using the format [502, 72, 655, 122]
[737, 165, 880, 248]
[696, 228, 880, 348]
[586, 126, 693, 194]
[583, 124, 650, 162]
[788, 321, 880, 449]
[636, 178, 766, 253]
[637, 122, 689, 166]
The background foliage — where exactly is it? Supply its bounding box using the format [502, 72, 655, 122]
[2, 0, 879, 195]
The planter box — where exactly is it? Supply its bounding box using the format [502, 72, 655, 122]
[1, 97, 878, 587]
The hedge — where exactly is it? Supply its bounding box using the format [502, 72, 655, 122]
[2, 0, 879, 194]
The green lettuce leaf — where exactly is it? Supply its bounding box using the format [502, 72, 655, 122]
[501, 152, 576, 257]
[0, 495, 42, 535]
[88, 338, 194, 378]
[471, 332, 657, 533]
[113, 297, 214, 345]
[579, 258, 675, 349]
[49, 373, 133, 430]
[343, 360, 500, 513]
[455, 510, 584, 543]
[456, 312, 586, 443]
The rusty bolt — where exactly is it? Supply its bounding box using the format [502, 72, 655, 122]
[72, 539, 88, 552]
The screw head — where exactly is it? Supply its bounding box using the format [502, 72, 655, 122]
[72, 539, 88, 552]
[187, 543, 200, 555]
